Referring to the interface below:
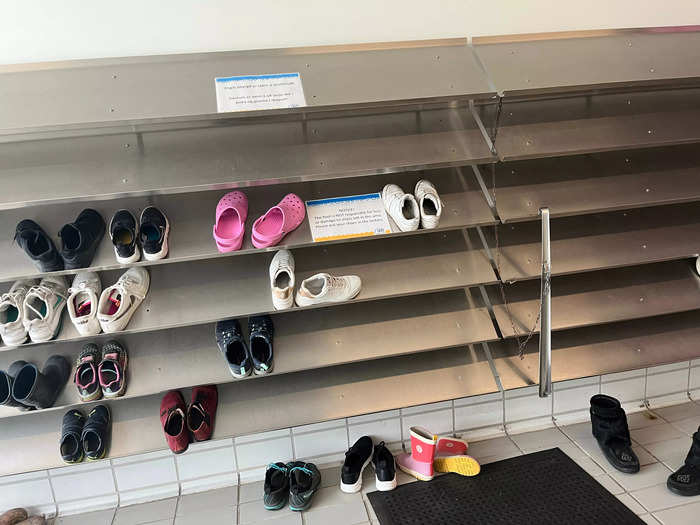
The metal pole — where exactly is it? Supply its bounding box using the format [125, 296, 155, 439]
[539, 207, 552, 397]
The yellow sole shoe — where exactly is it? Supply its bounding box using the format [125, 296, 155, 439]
[433, 455, 481, 476]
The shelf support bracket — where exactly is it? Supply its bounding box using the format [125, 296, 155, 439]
[539, 207, 552, 398]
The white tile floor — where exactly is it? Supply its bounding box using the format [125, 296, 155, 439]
[50, 402, 700, 524]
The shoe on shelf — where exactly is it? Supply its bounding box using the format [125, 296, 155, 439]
[397, 426, 437, 481]
[269, 250, 295, 310]
[187, 384, 218, 442]
[74, 343, 102, 402]
[14, 219, 64, 272]
[110, 210, 140, 264]
[251, 193, 306, 249]
[82, 404, 111, 461]
[341, 435, 374, 493]
[97, 267, 150, 333]
[264, 463, 290, 510]
[59, 209, 106, 270]
[215, 319, 252, 379]
[295, 273, 361, 307]
[12, 355, 71, 409]
[668, 426, 700, 496]
[414, 180, 442, 230]
[160, 390, 189, 454]
[0, 361, 33, 410]
[213, 191, 248, 253]
[373, 441, 397, 491]
[382, 184, 419, 232]
[287, 462, 321, 511]
[22, 276, 68, 343]
[590, 394, 640, 473]
[140, 206, 170, 261]
[249, 315, 274, 375]
[0, 279, 37, 346]
[60, 409, 86, 463]
[99, 340, 128, 398]
[67, 272, 102, 336]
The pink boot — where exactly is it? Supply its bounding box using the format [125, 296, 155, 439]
[397, 427, 437, 481]
[434, 436, 481, 477]
[436, 436, 469, 457]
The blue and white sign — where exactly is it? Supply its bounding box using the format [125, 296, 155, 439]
[214, 73, 306, 113]
[306, 193, 392, 243]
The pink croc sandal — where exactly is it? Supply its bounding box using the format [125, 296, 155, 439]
[251, 193, 306, 249]
[213, 191, 248, 253]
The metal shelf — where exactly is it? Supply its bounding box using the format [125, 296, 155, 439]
[0, 346, 497, 476]
[0, 170, 494, 284]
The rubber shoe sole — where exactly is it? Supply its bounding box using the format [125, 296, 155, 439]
[433, 455, 481, 477]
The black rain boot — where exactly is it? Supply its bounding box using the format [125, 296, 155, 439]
[12, 355, 71, 409]
[0, 361, 34, 411]
[667, 427, 700, 496]
[590, 394, 640, 473]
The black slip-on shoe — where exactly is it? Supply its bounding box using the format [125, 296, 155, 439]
[82, 404, 111, 460]
[590, 394, 640, 473]
[288, 461, 321, 511]
[372, 441, 397, 491]
[0, 361, 33, 411]
[249, 315, 274, 375]
[59, 209, 106, 270]
[14, 219, 63, 272]
[12, 355, 71, 410]
[264, 462, 290, 510]
[110, 210, 140, 264]
[215, 319, 252, 379]
[668, 427, 700, 496]
[61, 409, 86, 463]
[139, 207, 170, 261]
[341, 436, 374, 493]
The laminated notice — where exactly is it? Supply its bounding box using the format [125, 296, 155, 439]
[306, 193, 392, 243]
[214, 72, 306, 112]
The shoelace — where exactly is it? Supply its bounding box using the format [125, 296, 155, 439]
[25, 284, 66, 319]
[0, 289, 25, 308]
[114, 276, 146, 300]
[327, 275, 346, 290]
[290, 465, 313, 477]
[268, 463, 288, 473]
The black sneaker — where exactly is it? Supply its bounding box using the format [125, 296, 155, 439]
[264, 462, 290, 510]
[341, 435, 374, 493]
[14, 219, 63, 272]
[59, 209, 106, 270]
[82, 404, 111, 461]
[110, 210, 139, 264]
[60, 409, 86, 463]
[372, 441, 397, 491]
[288, 462, 321, 511]
[215, 319, 252, 378]
[139, 207, 169, 261]
[249, 315, 274, 375]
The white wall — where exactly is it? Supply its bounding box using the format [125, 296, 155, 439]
[2, 0, 700, 65]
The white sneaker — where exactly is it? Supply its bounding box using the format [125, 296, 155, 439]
[0, 279, 37, 346]
[382, 184, 420, 232]
[98, 267, 150, 333]
[22, 275, 68, 343]
[414, 179, 443, 229]
[270, 250, 295, 310]
[295, 273, 361, 307]
[67, 272, 102, 336]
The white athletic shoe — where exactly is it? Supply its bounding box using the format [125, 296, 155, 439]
[67, 272, 103, 336]
[382, 184, 420, 232]
[98, 267, 150, 333]
[270, 250, 295, 310]
[22, 275, 68, 343]
[414, 179, 443, 229]
[295, 273, 361, 307]
[0, 279, 37, 346]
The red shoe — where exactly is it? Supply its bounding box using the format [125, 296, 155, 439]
[188, 384, 218, 442]
[160, 390, 189, 454]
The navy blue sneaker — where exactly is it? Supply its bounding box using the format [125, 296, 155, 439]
[215, 319, 252, 378]
[288, 462, 321, 511]
[15, 219, 63, 272]
[59, 209, 106, 270]
[264, 462, 290, 510]
[249, 315, 274, 375]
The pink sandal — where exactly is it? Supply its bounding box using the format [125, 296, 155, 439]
[213, 191, 248, 252]
[251, 193, 306, 249]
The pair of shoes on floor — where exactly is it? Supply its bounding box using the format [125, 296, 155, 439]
[74, 341, 128, 402]
[269, 250, 361, 310]
[213, 192, 306, 252]
[60, 405, 111, 463]
[0, 276, 68, 345]
[264, 461, 321, 512]
[397, 426, 481, 481]
[341, 436, 397, 493]
[0, 355, 70, 411]
[15, 209, 105, 272]
[382, 180, 442, 232]
[161, 385, 218, 454]
[215, 316, 273, 378]
[111, 208, 169, 263]
[67, 268, 150, 335]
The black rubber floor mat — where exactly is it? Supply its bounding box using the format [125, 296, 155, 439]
[367, 448, 644, 525]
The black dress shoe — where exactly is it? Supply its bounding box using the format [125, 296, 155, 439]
[15, 219, 63, 272]
[668, 427, 700, 496]
[590, 394, 640, 473]
[59, 209, 106, 270]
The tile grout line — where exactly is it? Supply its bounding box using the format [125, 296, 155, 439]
[44, 468, 59, 520]
[109, 459, 120, 525]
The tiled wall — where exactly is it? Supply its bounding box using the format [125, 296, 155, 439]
[3, 360, 698, 519]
